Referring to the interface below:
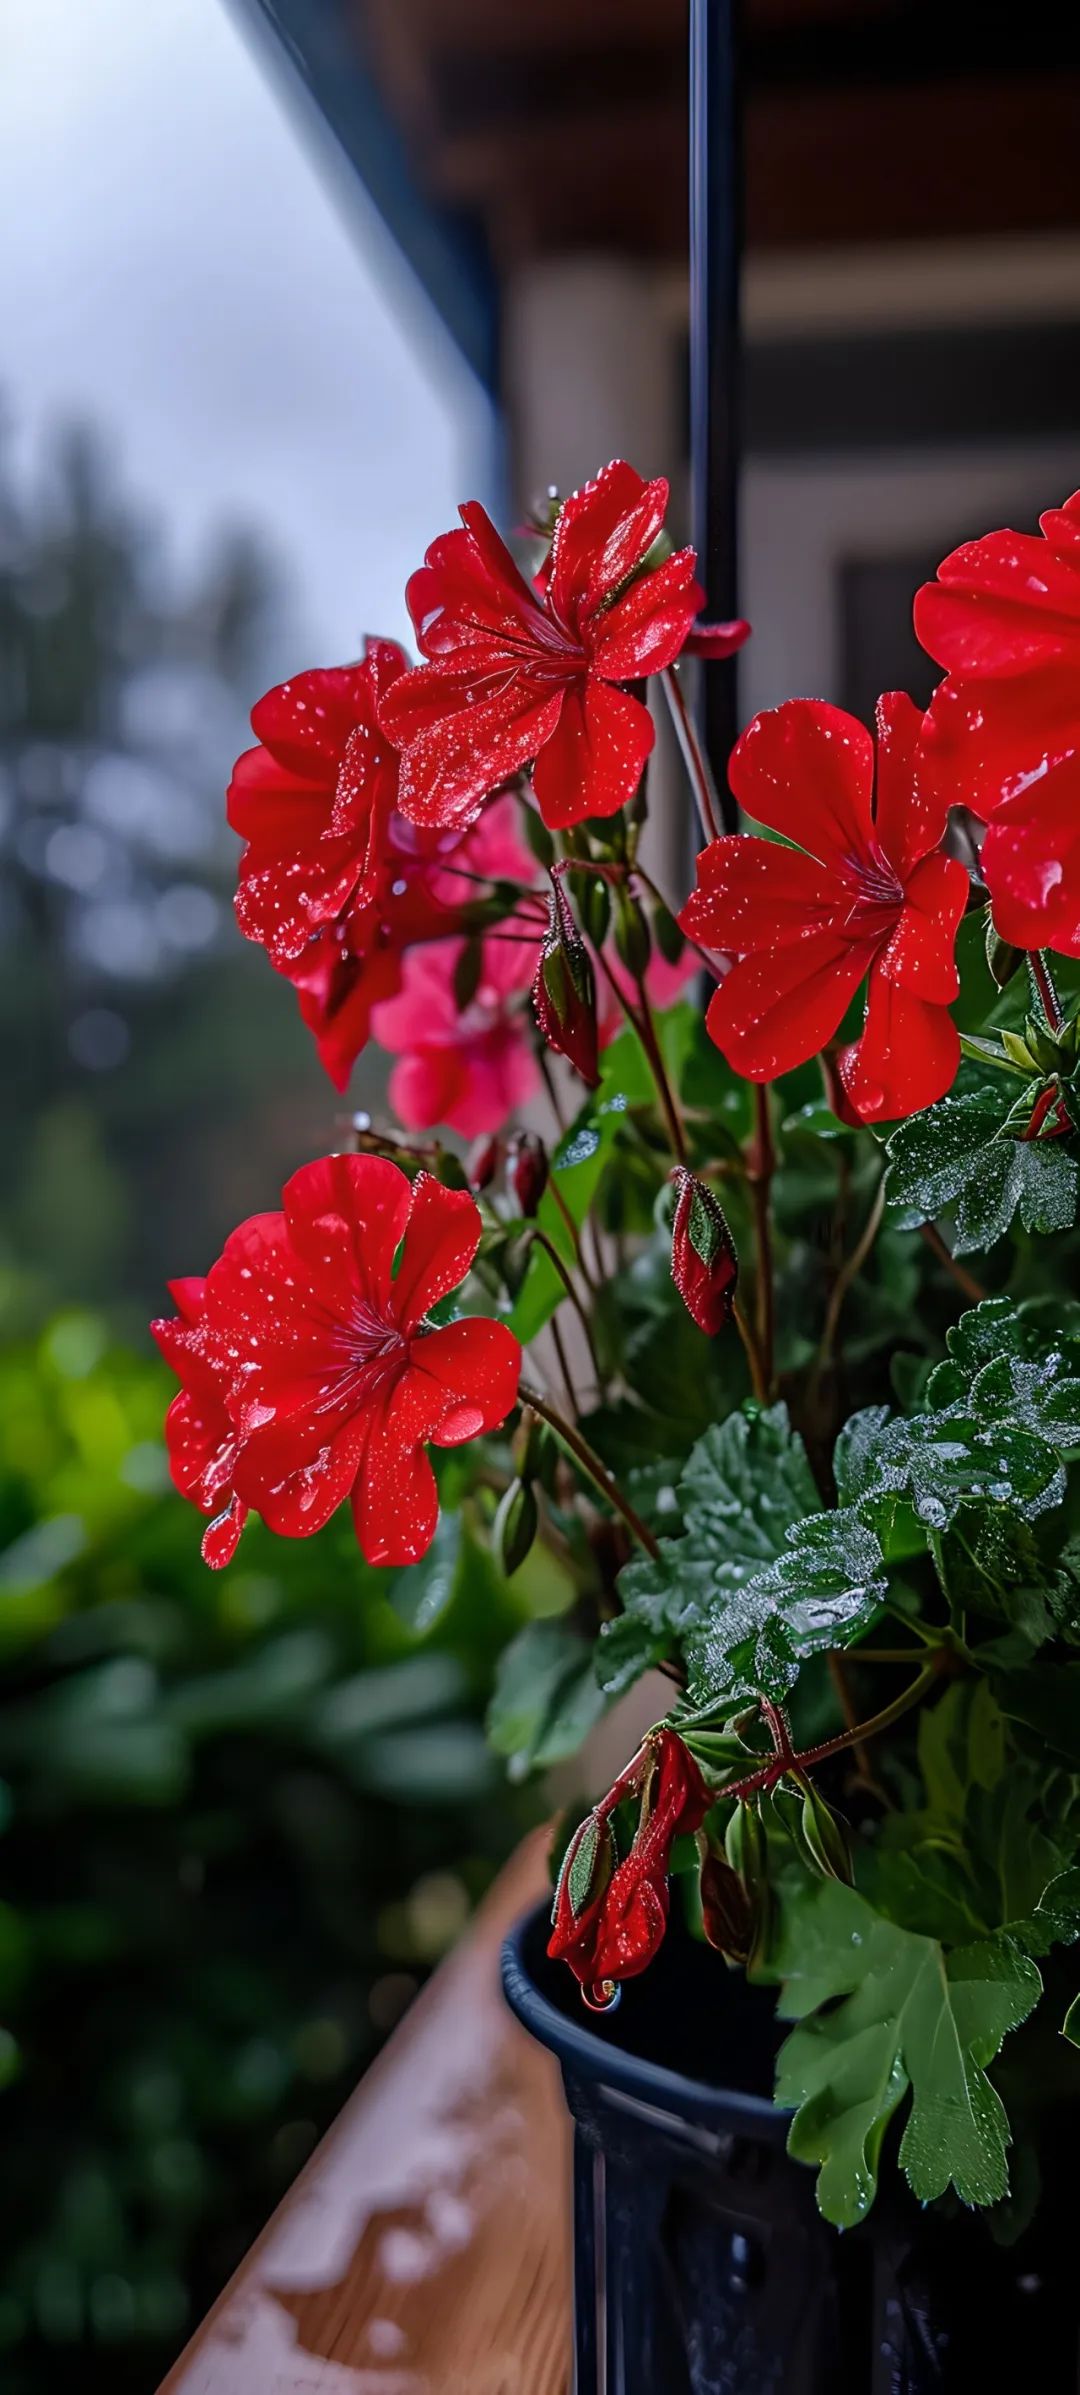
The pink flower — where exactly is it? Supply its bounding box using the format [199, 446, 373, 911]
[286, 792, 538, 1094]
[599, 940, 700, 1044]
[371, 932, 539, 1139]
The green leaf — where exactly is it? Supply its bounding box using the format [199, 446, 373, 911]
[611, 1404, 819, 1697]
[886, 1082, 1078, 1256]
[772, 1880, 1041, 2226]
[1001, 1865, 1080, 1959]
[832, 1407, 892, 1506]
[925, 1296, 1080, 1447]
[486, 1620, 609, 1779]
[683, 1507, 886, 1707]
[831, 1301, 1080, 1539]
[594, 1610, 670, 1697]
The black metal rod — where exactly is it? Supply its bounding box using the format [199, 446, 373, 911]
[689, 0, 742, 828]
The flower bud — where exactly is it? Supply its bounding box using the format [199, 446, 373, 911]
[984, 912, 1024, 991]
[698, 1840, 752, 1963]
[790, 1771, 853, 1885]
[613, 889, 651, 979]
[494, 1476, 539, 1577]
[652, 897, 686, 967]
[466, 1133, 501, 1192]
[507, 1130, 549, 1218]
[533, 879, 600, 1087]
[580, 874, 612, 949]
[670, 1169, 738, 1336]
[548, 1730, 711, 1999]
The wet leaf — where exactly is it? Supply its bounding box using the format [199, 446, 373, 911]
[612, 1404, 819, 1698]
[682, 1507, 886, 1706]
[771, 1879, 1042, 2226]
[886, 1083, 1078, 1256]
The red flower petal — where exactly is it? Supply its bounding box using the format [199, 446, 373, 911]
[227, 744, 328, 849]
[915, 529, 1080, 678]
[405, 507, 547, 660]
[918, 667, 1080, 822]
[1040, 490, 1080, 561]
[391, 674, 565, 830]
[705, 932, 872, 1081]
[547, 461, 667, 629]
[350, 1382, 441, 1566]
[679, 834, 841, 953]
[417, 1315, 523, 1443]
[979, 760, 1080, 957]
[683, 617, 751, 661]
[728, 699, 875, 864]
[838, 957, 960, 1123]
[872, 691, 946, 874]
[250, 664, 377, 775]
[876, 852, 968, 1002]
[291, 937, 403, 1094]
[588, 549, 703, 680]
[236, 1409, 371, 1539]
[531, 679, 654, 828]
[282, 1153, 413, 1319]
[392, 1174, 484, 1329]
[236, 844, 363, 966]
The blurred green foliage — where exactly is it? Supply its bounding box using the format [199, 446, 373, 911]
[0, 417, 384, 1342]
[0, 1317, 537, 2394]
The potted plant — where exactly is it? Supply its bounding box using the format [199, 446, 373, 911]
[153, 462, 1080, 2388]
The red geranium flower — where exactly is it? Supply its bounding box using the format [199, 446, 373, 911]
[229, 639, 412, 967]
[229, 631, 536, 1086]
[371, 931, 539, 1138]
[152, 1156, 521, 1569]
[915, 491, 1080, 955]
[548, 1730, 711, 1999]
[379, 459, 748, 835]
[679, 694, 969, 1123]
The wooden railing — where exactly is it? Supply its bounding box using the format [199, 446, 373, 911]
[158, 1834, 570, 2394]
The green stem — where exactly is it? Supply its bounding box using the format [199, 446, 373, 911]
[531, 1229, 604, 1389]
[918, 1221, 987, 1306]
[706, 1663, 939, 1804]
[815, 1173, 887, 1376]
[518, 1379, 660, 1561]
[660, 663, 724, 845]
[748, 1085, 777, 1395]
[633, 972, 689, 1167]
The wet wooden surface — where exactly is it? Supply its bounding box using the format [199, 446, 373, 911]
[158, 1834, 571, 2395]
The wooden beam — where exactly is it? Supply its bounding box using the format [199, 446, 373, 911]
[157, 1834, 569, 2395]
[421, 73, 1080, 258]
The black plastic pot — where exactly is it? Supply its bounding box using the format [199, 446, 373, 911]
[502, 1899, 1080, 2393]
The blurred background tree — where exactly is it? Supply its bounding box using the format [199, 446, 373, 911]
[0, 421, 534, 2392]
[0, 413, 333, 1336]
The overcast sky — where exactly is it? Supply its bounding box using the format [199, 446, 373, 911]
[0, 0, 493, 662]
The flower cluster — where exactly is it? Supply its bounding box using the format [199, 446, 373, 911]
[144, 457, 1080, 2241]
[156, 467, 1080, 2040]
